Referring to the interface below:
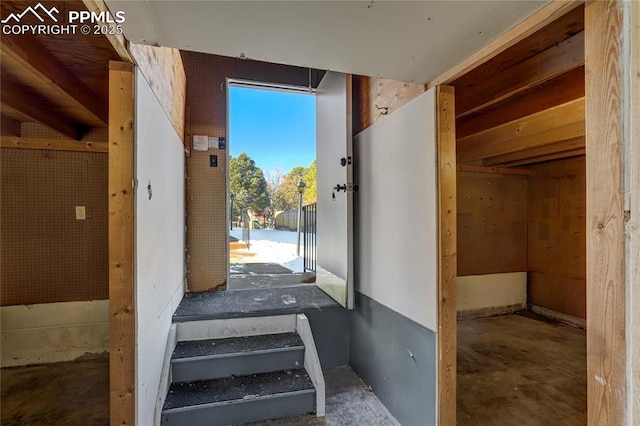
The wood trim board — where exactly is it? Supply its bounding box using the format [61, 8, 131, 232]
[108, 60, 135, 426]
[436, 85, 457, 426]
[585, 1, 626, 424]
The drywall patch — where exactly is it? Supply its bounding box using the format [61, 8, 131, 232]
[1, 300, 109, 367]
[456, 272, 527, 312]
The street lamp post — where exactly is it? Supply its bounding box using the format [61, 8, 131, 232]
[230, 193, 235, 230]
[296, 180, 307, 256]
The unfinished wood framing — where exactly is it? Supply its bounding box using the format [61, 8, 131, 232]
[0, 84, 84, 140]
[456, 164, 531, 176]
[130, 43, 186, 142]
[108, 60, 135, 426]
[456, 66, 585, 139]
[585, 1, 626, 424]
[456, 31, 584, 118]
[0, 34, 108, 125]
[1, 136, 108, 152]
[82, 0, 132, 62]
[458, 97, 585, 164]
[436, 85, 457, 426]
[500, 148, 585, 168]
[483, 136, 584, 166]
[428, 1, 583, 87]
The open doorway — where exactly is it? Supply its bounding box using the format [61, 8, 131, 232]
[227, 82, 317, 290]
[446, 4, 588, 425]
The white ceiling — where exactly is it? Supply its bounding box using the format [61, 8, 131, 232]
[107, 0, 549, 84]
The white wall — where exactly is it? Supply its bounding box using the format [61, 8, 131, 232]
[355, 88, 438, 331]
[134, 69, 185, 425]
[1, 300, 109, 367]
[456, 272, 527, 312]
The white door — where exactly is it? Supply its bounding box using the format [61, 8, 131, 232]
[315, 72, 354, 309]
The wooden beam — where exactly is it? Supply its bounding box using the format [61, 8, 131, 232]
[108, 60, 135, 426]
[1, 136, 108, 152]
[456, 66, 585, 139]
[1, 114, 20, 136]
[483, 136, 585, 166]
[1, 34, 108, 125]
[436, 85, 457, 426]
[457, 163, 531, 176]
[0, 84, 84, 140]
[82, 0, 132, 62]
[457, 97, 585, 164]
[456, 31, 584, 118]
[500, 147, 584, 167]
[428, 1, 584, 87]
[585, 2, 626, 425]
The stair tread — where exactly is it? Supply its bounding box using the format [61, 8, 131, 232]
[163, 369, 314, 410]
[172, 333, 304, 360]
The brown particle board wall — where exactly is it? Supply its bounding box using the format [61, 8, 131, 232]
[457, 171, 528, 276]
[181, 51, 323, 292]
[527, 156, 586, 319]
[1, 125, 108, 306]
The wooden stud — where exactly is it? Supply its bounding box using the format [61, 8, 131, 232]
[456, 66, 585, 139]
[1, 34, 108, 125]
[456, 31, 584, 118]
[428, 1, 584, 88]
[483, 136, 584, 166]
[82, 0, 132, 62]
[499, 147, 585, 168]
[0, 114, 20, 136]
[1, 136, 108, 152]
[456, 163, 531, 176]
[629, 1, 640, 423]
[458, 98, 585, 164]
[0, 84, 84, 140]
[436, 85, 457, 426]
[108, 60, 135, 426]
[585, 2, 626, 425]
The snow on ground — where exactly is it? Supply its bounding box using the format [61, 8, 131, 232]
[230, 228, 304, 273]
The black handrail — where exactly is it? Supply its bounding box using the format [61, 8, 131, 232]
[302, 203, 316, 272]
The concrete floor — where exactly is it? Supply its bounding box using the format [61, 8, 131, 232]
[457, 312, 587, 426]
[1, 360, 396, 426]
[249, 366, 400, 426]
[1, 356, 109, 426]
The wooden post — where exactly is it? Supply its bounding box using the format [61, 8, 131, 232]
[108, 60, 135, 425]
[585, 2, 629, 424]
[437, 85, 457, 426]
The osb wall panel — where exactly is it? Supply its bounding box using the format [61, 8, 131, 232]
[527, 156, 586, 318]
[353, 76, 426, 135]
[131, 43, 186, 143]
[181, 52, 321, 292]
[457, 171, 527, 276]
[1, 148, 108, 305]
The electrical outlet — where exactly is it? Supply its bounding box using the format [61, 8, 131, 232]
[75, 206, 86, 220]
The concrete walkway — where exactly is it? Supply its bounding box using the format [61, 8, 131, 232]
[229, 262, 310, 290]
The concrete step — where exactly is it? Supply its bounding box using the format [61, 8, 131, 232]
[161, 369, 315, 426]
[171, 333, 305, 383]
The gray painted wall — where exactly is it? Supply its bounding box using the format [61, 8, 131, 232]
[350, 292, 437, 426]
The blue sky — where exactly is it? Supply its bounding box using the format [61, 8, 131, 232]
[229, 86, 316, 174]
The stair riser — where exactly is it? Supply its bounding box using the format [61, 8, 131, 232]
[171, 348, 305, 383]
[161, 390, 315, 426]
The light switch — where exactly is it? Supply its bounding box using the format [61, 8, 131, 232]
[75, 206, 86, 220]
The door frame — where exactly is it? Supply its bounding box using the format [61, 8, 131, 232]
[434, 1, 638, 424]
